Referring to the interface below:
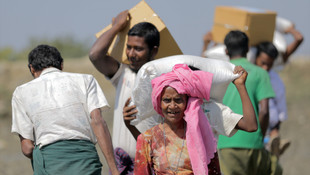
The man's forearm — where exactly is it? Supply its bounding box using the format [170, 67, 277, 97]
[91, 109, 119, 175]
[89, 10, 129, 63]
[283, 28, 304, 63]
[259, 112, 269, 137]
[89, 26, 120, 62]
[88, 24, 122, 78]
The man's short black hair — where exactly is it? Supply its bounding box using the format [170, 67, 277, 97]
[224, 30, 249, 58]
[256, 42, 279, 60]
[28, 45, 63, 71]
[128, 22, 160, 50]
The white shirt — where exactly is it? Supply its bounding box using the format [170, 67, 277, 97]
[11, 67, 109, 147]
[110, 64, 160, 158]
[268, 70, 288, 128]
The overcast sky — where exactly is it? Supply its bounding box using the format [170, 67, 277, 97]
[1, 0, 309, 56]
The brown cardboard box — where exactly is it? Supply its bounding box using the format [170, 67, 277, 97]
[96, 1, 182, 64]
[211, 6, 277, 46]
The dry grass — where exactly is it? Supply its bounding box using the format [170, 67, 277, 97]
[0, 57, 309, 174]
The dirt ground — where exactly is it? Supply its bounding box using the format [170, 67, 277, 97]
[0, 57, 309, 175]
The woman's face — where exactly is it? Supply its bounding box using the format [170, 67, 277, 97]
[161, 86, 187, 124]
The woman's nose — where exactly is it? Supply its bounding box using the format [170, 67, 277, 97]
[168, 102, 177, 109]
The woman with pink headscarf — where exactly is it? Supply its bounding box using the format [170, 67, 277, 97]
[134, 64, 257, 174]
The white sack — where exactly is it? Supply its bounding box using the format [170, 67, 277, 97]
[202, 44, 257, 65]
[130, 55, 240, 125]
[273, 31, 287, 53]
[272, 31, 288, 71]
[202, 44, 229, 62]
[276, 17, 293, 34]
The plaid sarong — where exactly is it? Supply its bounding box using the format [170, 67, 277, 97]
[33, 140, 102, 175]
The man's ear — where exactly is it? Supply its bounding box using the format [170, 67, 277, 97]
[150, 46, 159, 60]
[28, 64, 36, 78]
[225, 48, 229, 56]
[29, 64, 36, 75]
[29, 64, 42, 78]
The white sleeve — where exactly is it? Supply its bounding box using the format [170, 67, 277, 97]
[270, 70, 288, 122]
[87, 76, 110, 114]
[11, 89, 34, 140]
[275, 83, 288, 122]
[110, 63, 125, 87]
[203, 101, 242, 137]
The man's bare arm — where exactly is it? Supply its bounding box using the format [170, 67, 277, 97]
[89, 10, 130, 78]
[201, 31, 213, 57]
[282, 26, 304, 63]
[90, 109, 119, 175]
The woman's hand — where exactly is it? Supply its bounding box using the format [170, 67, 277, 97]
[233, 66, 248, 86]
[233, 66, 257, 132]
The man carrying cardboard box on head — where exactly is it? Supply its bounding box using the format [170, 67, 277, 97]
[89, 2, 181, 174]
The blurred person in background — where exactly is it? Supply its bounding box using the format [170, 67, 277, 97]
[255, 36, 302, 158]
[255, 22, 303, 158]
[217, 30, 282, 175]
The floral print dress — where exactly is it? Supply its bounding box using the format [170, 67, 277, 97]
[134, 124, 221, 175]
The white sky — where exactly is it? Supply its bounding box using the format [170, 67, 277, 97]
[1, 0, 309, 56]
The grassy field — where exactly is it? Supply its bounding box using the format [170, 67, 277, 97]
[0, 57, 309, 174]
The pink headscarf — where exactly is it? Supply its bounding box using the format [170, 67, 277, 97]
[151, 64, 217, 175]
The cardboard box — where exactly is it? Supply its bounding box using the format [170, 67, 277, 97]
[96, 1, 182, 64]
[211, 6, 276, 46]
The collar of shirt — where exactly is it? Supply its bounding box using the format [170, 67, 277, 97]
[230, 57, 247, 63]
[40, 67, 61, 77]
